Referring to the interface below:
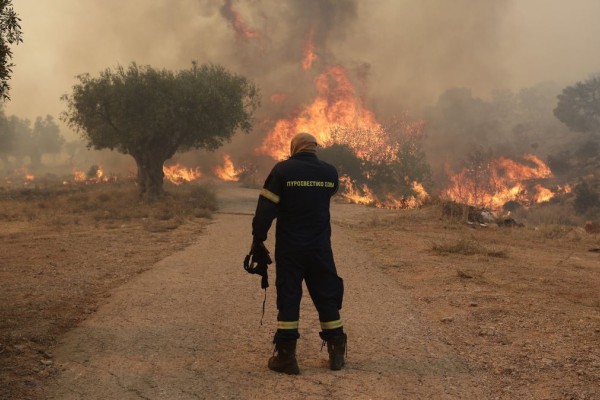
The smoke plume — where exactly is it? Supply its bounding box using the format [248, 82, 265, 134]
[4, 0, 600, 182]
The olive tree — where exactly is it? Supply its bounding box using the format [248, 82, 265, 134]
[0, 0, 22, 100]
[62, 62, 260, 198]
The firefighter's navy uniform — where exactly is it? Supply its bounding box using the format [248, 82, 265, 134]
[252, 149, 345, 342]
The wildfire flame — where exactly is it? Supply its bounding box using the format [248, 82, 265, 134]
[339, 175, 429, 209]
[214, 154, 240, 182]
[163, 163, 202, 185]
[302, 26, 318, 71]
[259, 60, 428, 209]
[72, 168, 86, 182]
[443, 154, 556, 210]
[69, 165, 110, 184]
[221, 0, 261, 41]
[11, 168, 35, 182]
[259, 65, 390, 161]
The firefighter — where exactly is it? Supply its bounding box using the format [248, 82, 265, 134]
[250, 132, 346, 375]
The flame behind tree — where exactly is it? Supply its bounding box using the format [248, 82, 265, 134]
[163, 163, 202, 185]
[259, 65, 388, 161]
[260, 63, 430, 208]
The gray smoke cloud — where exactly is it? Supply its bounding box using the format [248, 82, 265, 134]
[4, 0, 600, 176]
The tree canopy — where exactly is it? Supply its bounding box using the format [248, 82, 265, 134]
[30, 115, 64, 168]
[0, 112, 64, 168]
[554, 75, 600, 135]
[62, 62, 260, 198]
[0, 0, 22, 100]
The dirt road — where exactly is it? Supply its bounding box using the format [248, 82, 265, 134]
[45, 186, 490, 399]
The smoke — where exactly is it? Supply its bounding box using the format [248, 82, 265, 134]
[4, 0, 600, 180]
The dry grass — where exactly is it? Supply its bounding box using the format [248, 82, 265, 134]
[0, 181, 217, 399]
[346, 201, 600, 399]
[0, 181, 218, 227]
[431, 237, 508, 258]
[515, 202, 581, 226]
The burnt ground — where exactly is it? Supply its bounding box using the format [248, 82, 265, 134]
[1, 182, 599, 399]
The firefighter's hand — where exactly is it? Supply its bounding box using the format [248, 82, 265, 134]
[250, 241, 272, 265]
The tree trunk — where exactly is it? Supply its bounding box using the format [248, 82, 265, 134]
[135, 158, 148, 197]
[133, 154, 166, 201]
[146, 159, 165, 200]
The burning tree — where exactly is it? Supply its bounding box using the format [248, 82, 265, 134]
[62, 62, 260, 199]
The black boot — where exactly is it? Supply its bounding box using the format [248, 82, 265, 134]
[326, 333, 347, 370]
[268, 340, 300, 375]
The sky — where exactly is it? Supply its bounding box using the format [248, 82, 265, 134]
[4, 0, 600, 138]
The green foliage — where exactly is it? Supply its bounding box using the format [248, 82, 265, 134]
[554, 75, 600, 134]
[62, 62, 260, 198]
[0, 0, 22, 100]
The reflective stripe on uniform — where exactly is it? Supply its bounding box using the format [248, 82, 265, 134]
[320, 320, 343, 330]
[260, 188, 280, 204]
[277, 320, 299, 330]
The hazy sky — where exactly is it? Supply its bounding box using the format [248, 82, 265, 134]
[5, 0, 600, 136]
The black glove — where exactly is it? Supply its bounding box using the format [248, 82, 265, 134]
[250, 241, 271, 262]
[244, 241, 272, 289]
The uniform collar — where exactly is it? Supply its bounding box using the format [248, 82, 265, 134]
[291, 152, 317, 159]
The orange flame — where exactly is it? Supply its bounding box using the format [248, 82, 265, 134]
[339, 175, 429, 209]
[94, 165, 104, 181]
[302, 27, 318, 71]
[443, 154, 555, 209]
[214, 154, 240, 182]
[533, 184, 554, 203]
[72, 168, 86, 182]
[222, 0, 261, 41]
[259, 65, 389, 161]
[163, 164, 202, 185]
[259, 63, 427, 209]
[69, 165, 110, 184]
[13, 168, 35, 182]
[339, 175, 375, 206]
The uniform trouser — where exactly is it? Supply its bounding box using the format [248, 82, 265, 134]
[274, 246, 344, 342]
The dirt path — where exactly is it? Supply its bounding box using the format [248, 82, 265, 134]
[46, 186, 491, 399]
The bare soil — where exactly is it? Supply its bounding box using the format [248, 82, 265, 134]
[1, 182, 599, 399]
